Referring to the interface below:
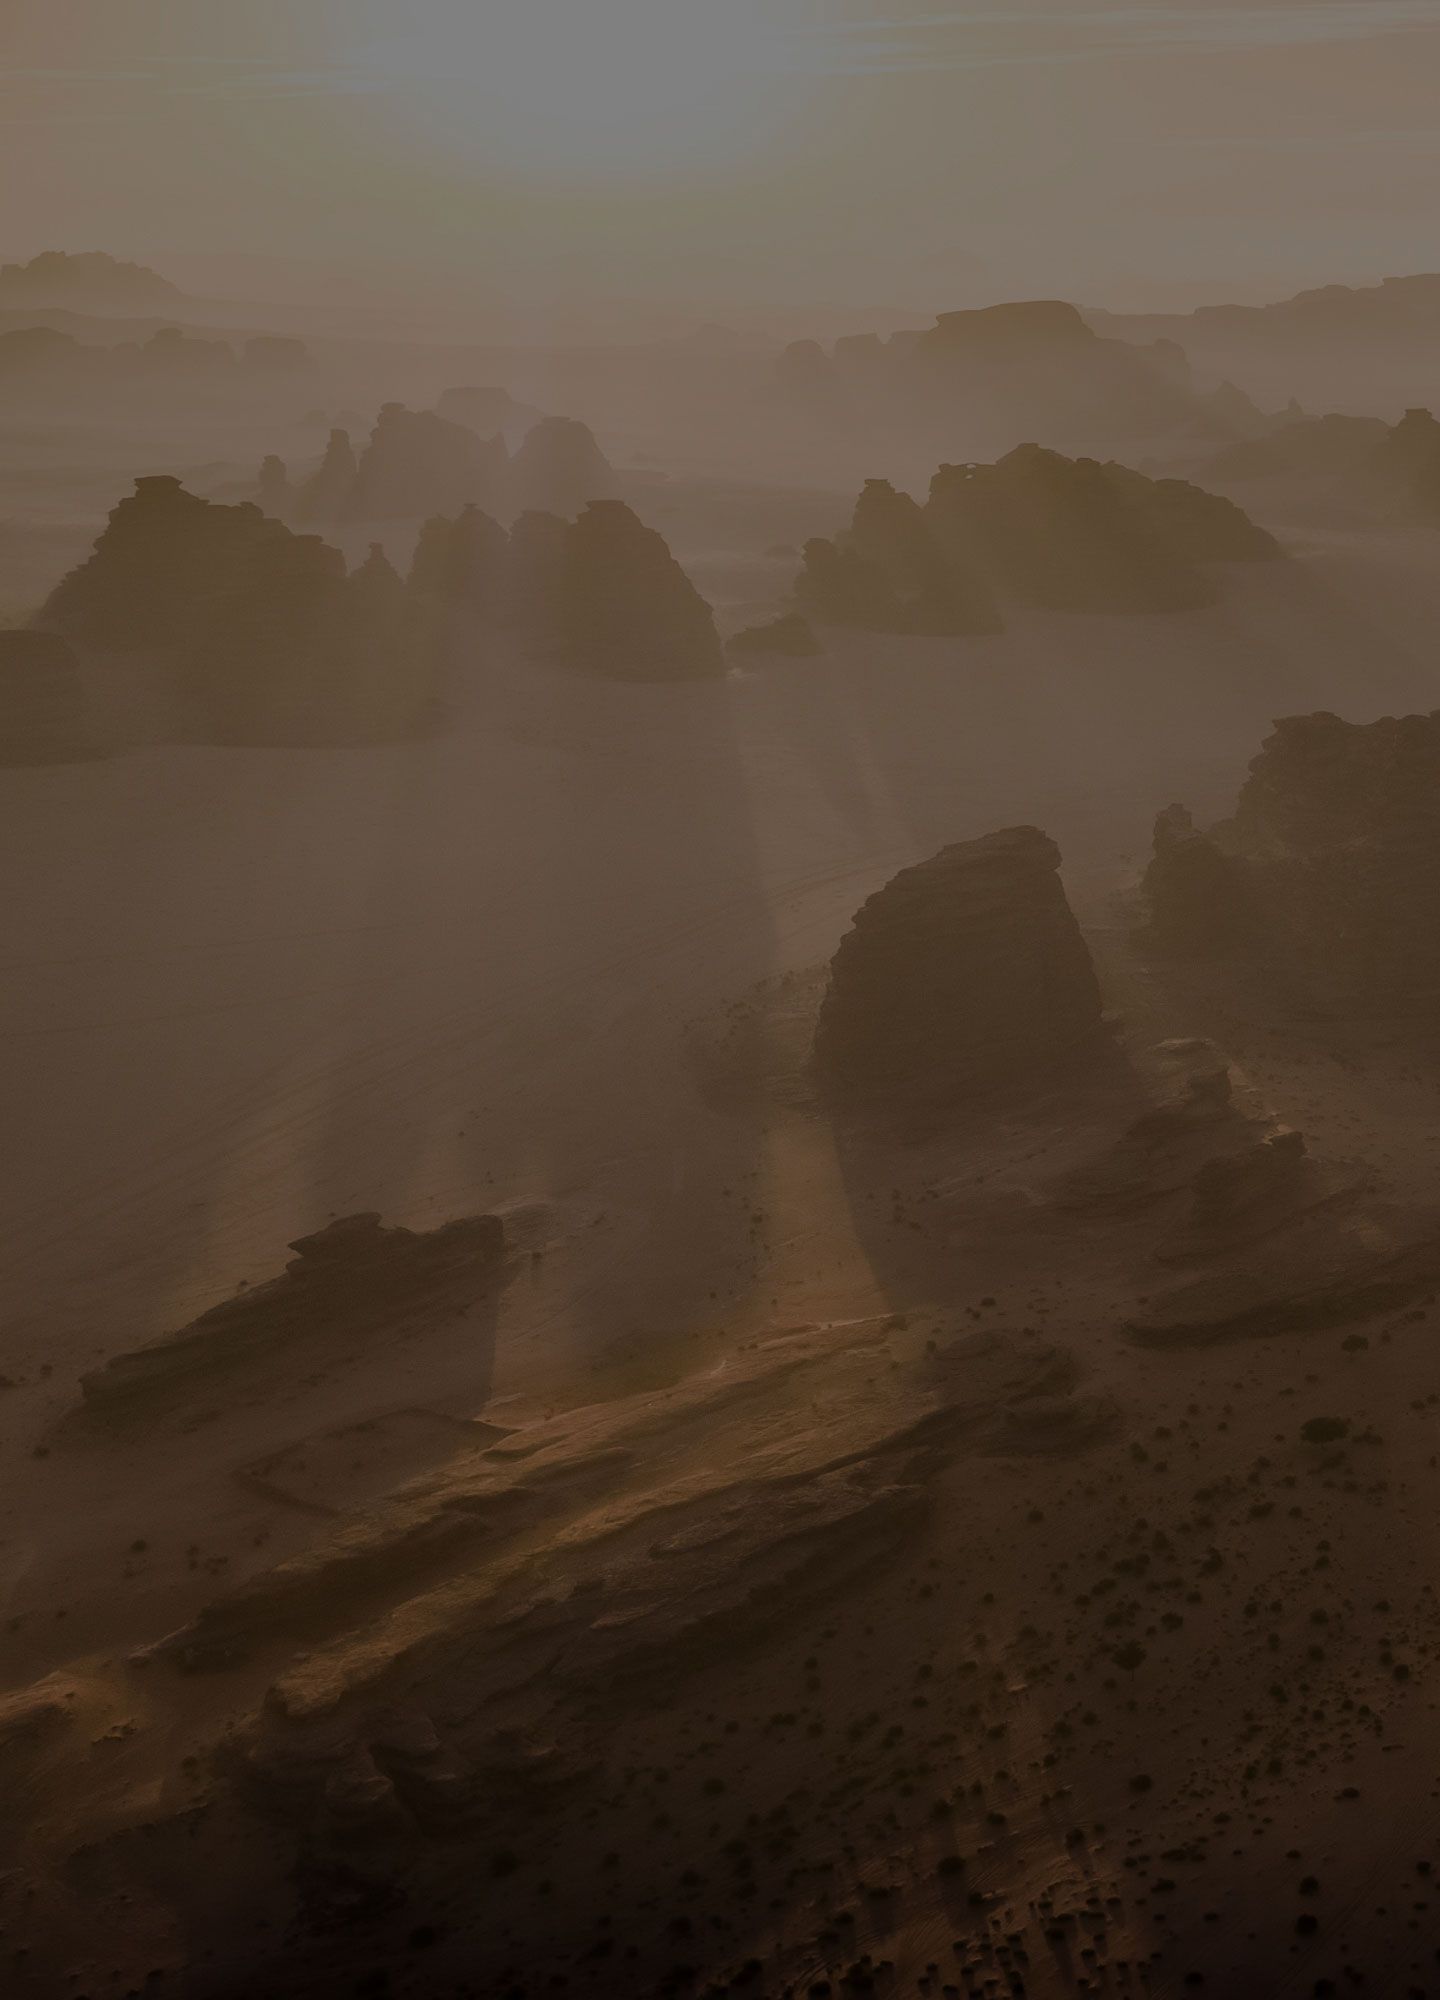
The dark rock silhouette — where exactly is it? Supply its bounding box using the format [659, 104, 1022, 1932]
[346, 404, 508, 522]
[925, 446, 1278, 615]
[0, 631, 95, 765]
[814, 827, 1105, 1108]
[801, 447, 1277, 631]
[846, 477, 1001, 634]
[507, 416, 618, 519]
[1140, 805, 1255, 956]
[294, 429, 357, 524]
[80, 1212, 506, 1416]
[550, 501, 723, 681]
[1093, 274, 1440, 414]
[780, 299, 1272, 458]
[39, 477, 429, 745]
[1146, 710, 1440, 1004]
[256, 454, 294, 519]
[0, 250, 182, 312]
[503, 510, 569, 653]
[409, 505, 510, 622]
[798, 475, 1001, 635]
[1206, 412, 1389, 483]
[1366, 407, 1440, 518]
[726, 612, 823, 658]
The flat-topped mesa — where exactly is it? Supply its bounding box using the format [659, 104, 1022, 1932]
[80, 1211, 506, 1415]
[814, 827, 1106, 1108]
[1145, 710, 1440, 1001]
[0, 630, 94, 765]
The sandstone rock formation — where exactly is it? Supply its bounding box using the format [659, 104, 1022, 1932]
[1143, 709, 1440, 1005]
[408, 504, 510, 622]
[799, 477, 1002, 636]
[1140, 803, 1256, 956]
[814, 827, 1106, 1108]
[0, 249, 182, 311]
[39, 477, 428, 744]
[924, 446, 1278, 615]
[779, 299, 1271, 460]
[1206, 411, 1389, 483]
[800, 447, 1278, 633]
[1366, 405, 1440, 518]
[294, 428, 358, 523]
[0, 630, 94, 764]
[507, 415, 618, 519]
[550, 500, 723, 680]
[346, 403, 508, 522]
[256, 452, 293, 519]
[81, 1211, 505, 1416]
[502, 508, 569, 654]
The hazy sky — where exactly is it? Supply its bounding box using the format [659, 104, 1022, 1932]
[7, 0, 1440, 324]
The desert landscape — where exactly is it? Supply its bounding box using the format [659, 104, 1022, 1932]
[10, 5, 1440, 1996]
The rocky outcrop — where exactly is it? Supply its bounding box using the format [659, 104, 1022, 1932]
[814, 827, 1106, 1108]
[1144, 710, 1440, 1006]
[1206, 412, 1389, 483]
[799, 478, 1002, 636]
[506, 416, 617, 518]
[1366, 406, 1440, 518]
[81, 1212, 505, 1416]
[779, 298, 1272, 460]
[1140, 804, 1256, 956]
[294, 429, 358, 524]
[549, 500, 723, 681]
[925, 446, 1278, 616]
[346, 404, 508, 523]
[408, 505, 509, 620]
[39, 477, 428, 744]
[800, 447, 1278, 634]
[0, 630, 95, 764]
[0, 250, 182, 311]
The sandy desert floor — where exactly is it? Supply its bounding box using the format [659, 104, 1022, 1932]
[5, 510, 1440, 1996]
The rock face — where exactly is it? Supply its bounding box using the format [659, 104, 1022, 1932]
[0, 631, 94, 764]
[294, 429, 358, 524]
[552, 500, 723, 680]
[1140, 804, 1256, 956]
[81, 1212, 506, 1416]
[1366, 406, 1440, 518]
[0, 250, 182, 311]
[778, 299, 1271, 460]
[346, 404, 508, 522]
[1144, 710, 1440, 1004]
[799, 447, 1278, 633]
[507, 417, 617, 518]
[815, 827, 1105, 1107]
[39, 477, 428, 745]
[408, 505, 510, 621]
